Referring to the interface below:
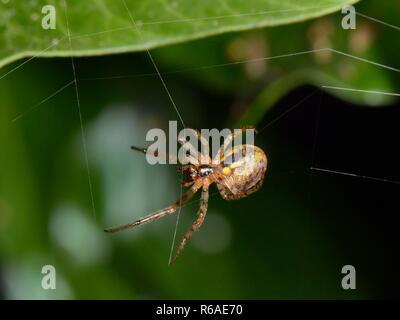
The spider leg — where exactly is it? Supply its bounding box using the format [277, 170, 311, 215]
[178, 138, 202, 164]
[214, 125, 257, 163]
[104, 182, 202, 233]
[170, 186, 209, 264]
[194, 129, 210, 151]
[131, 145, 178, 163]
[184, 129, 211, 164]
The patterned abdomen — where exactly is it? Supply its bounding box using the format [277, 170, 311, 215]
[217, 145, 268, 200]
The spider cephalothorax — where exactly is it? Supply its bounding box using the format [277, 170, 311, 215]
[105, 126, 268, 264]
[182, 164, 199, 186]
[199, 165, 214, 177]
[182, 164, 214, 186]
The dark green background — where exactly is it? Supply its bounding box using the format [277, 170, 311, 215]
[0, 1, 399, 299]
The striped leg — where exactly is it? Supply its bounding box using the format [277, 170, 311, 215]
[104, 182, 202, 233]
[183, 129, 211, 164]
[214, 125, 257, 162]
[131, 145, 178, 163]
[170, 187, 209, 264]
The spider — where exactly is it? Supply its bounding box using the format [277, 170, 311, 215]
[104, 126, 268, 264]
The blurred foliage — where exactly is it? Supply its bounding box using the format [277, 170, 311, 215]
[0, 0, 399, 299]
[152, 1, 399, 111]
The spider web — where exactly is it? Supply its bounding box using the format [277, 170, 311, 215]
[2, 2, 400, 268]
[120, 0, 186, 265]
[63, 0, 97, 223]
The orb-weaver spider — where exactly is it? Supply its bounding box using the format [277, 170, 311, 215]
[104, 126, 268, 263]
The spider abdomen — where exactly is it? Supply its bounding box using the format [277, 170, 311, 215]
[216, 145, 268, 200]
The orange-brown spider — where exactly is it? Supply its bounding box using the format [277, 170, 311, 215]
[104, 127, 268, 263]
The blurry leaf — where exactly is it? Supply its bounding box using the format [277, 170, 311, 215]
[237, 71, 309, 127]
[239, 67, 396, 127]
[155, 1, 398, 108]
[3, 258, 73, 299]
[0, 81, 45, 255]
[50, 204, 111, 267]
[0, 0, 359, 69]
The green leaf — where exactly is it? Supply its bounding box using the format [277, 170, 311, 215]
[0, 0, 359, 69]
[154, 0, 398, 110]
